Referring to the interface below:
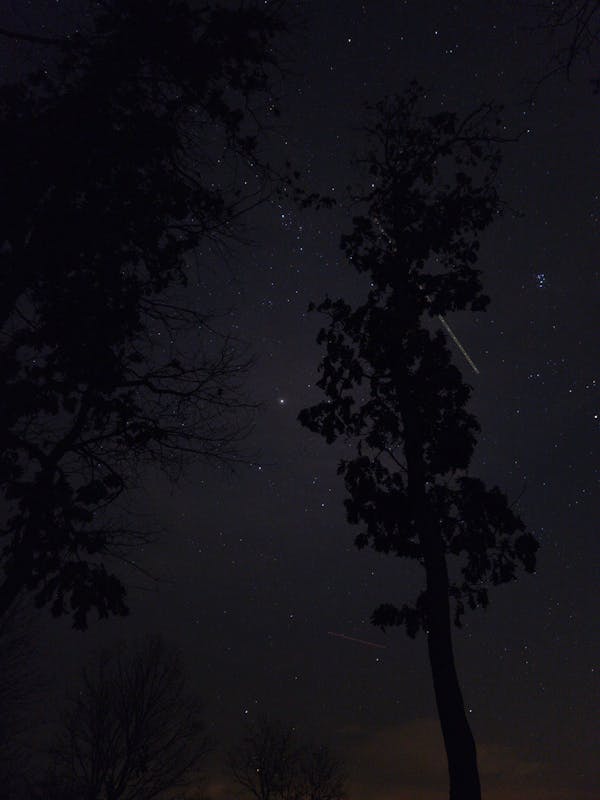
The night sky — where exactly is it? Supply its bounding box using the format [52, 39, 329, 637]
[6, 2, 599, 799]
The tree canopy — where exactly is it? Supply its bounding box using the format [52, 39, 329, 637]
[0, 0, 298, 627]
[300, 85, 538, 636]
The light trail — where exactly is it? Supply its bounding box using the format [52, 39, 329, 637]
[372, 216, 480, 375]
[436, 312, 480, 374]
[327, 631, 387, 649]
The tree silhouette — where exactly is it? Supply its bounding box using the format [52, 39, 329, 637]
[46, 635, 208, 800]
[230, 717, 298, 800]
[299, 743, 345, 800]
[299, 85, 538, 800]
[229, 716, 345, 800]
[0, 0, 302, 627]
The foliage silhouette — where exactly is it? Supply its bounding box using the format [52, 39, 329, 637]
[44, 635, 208, 800]
[229, 716, 345, 800]
[0, 0, 307, 628]
[299, 85, 539, 800]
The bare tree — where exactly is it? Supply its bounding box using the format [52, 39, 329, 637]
[49, 635, 209, 800]
[230, 717, 299, 800]
[298, 744, 345, 800]
[523, 0, 600, 90]
[229, 718, 344, 800]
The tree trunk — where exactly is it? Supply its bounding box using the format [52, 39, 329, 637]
[402, 406, 481, 799]
[423, 541, 481, 800]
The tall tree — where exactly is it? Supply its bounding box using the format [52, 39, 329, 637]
[299, 85, 538, 800]
[0, 0, 304, 627]
[45, 635, 208, 800]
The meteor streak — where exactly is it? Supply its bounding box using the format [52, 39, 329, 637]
[372, 216, 480, 375]
[436, 313, 480, 374]
[327, 631, 387, 649]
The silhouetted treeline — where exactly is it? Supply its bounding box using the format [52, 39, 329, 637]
[0, 0, 315, 628]
[0, 634, 347, 800]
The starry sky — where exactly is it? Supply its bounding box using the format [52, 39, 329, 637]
[7, 2, 599, 799]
